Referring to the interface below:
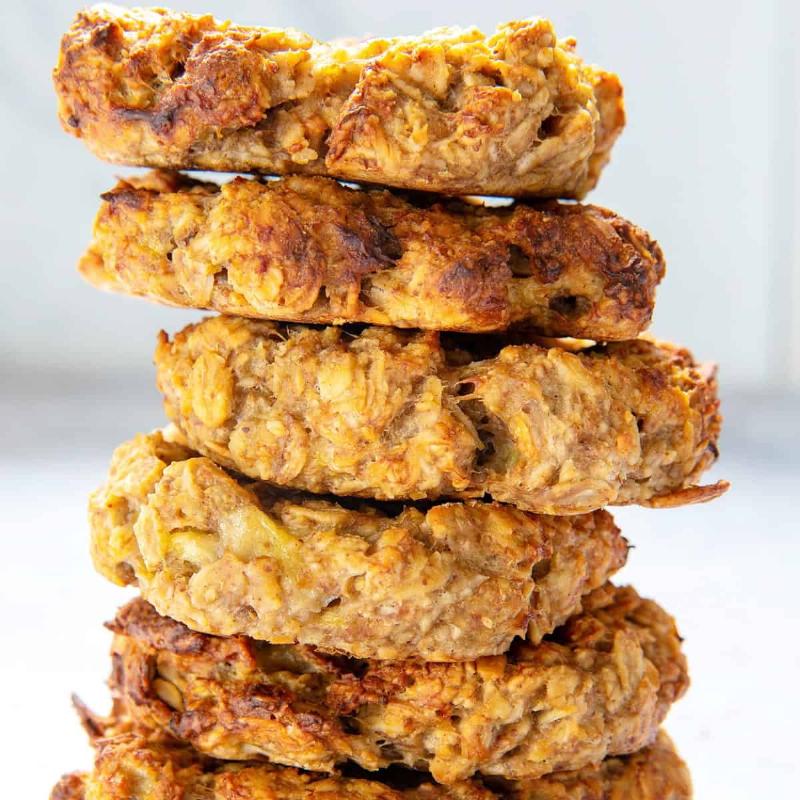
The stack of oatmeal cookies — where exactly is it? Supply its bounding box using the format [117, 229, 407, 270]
[51, 6, 727, 799]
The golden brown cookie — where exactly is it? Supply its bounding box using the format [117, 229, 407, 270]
[81, 171, 663, 339]
[51, 730, 691, 800]
[54, 6, 624, 197]
[90, 428, 626, 661]
[94, 584, 687, 783]
[155, 317, 726, 514]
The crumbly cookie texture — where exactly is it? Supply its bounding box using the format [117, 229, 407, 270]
[81, 171, 663, 339]
[90, 428, 627, 661]
[51, 730, 691, 800]
[54, 5, 624, 197]
[92, 584, 686, 784]
[156, 317, 727, 514]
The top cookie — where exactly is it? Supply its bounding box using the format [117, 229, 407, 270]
[54, 5, 624, 197]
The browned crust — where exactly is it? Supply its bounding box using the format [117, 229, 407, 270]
[80, 171, 663, 338]
[155, 317, 725, 514]
[50, 773, 86, 800]
[89, 428, 627, 660]
[50, 730, 691, 800]
[53, 6, 624, 197]
[642, 480, 730, 508]
[94, 584, 687, 783]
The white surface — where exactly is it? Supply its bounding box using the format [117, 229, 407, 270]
[0, 0, 799, 388]
[0, 377, 798, 796]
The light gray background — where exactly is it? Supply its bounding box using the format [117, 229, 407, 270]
[0, 1, 798, 797]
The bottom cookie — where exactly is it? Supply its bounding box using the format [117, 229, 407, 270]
[51, 730, 691, 800]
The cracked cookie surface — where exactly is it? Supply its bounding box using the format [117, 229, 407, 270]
[156, 317, 726, 514]
[54, 6, 624, 197]
[80, 171, 663, 338]
[90, 428, 626, 661]
[51, 729, 691, 800]
[93, 584, 687, 783]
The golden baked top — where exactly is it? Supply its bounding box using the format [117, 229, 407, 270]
[96, 583, 687, 783]
[156, 317, 727, 514]
[51, 730, 691, 800]
[81, 171, 663, 338]
[90, 428, 626, 660]
[54, 5, 624, 197]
